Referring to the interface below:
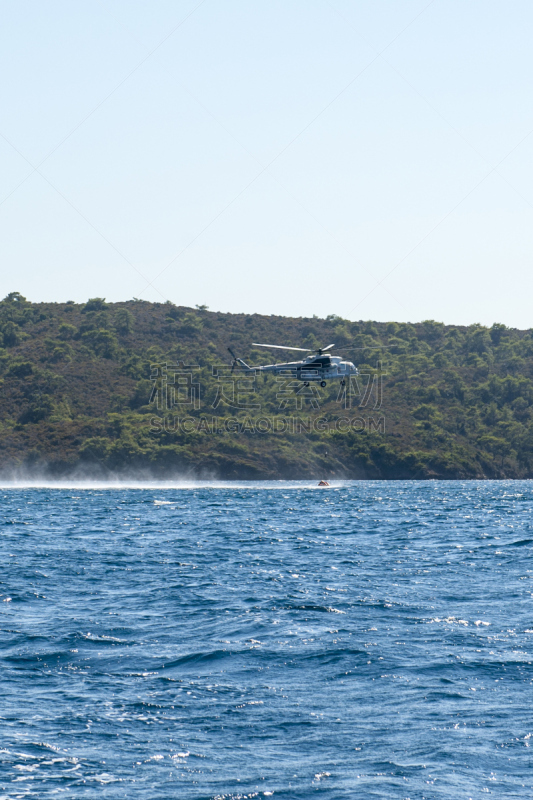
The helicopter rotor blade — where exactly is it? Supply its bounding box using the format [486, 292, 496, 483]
[341, 345, 391, 351]
[252, 343, 310, 352]
[320, 343, 335, 352]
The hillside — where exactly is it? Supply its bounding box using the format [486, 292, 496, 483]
[0, 292, 532, 479]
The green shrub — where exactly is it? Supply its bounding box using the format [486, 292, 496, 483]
[82, 297, 107, 313]
[7, 360, 33, 377]
[114, 308, 134, 335]
[2, 321, 19, 346]
[58, 323, 77, 340]
[81, 329, 118, 358]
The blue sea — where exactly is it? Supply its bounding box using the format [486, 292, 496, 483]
[1, 480, 532, 799]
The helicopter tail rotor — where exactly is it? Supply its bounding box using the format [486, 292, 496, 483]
[228, 347, 239, 374]
[228, 347, 253, 373]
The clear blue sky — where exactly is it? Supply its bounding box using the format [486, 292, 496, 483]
[1, 0, 533, 326]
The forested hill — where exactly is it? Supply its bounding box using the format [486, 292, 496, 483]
[1, 292, 532, 479]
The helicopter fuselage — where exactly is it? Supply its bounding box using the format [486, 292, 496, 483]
[237, 354, 358, 383]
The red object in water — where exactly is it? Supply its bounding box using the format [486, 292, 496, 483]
[317, 480, 330, 487]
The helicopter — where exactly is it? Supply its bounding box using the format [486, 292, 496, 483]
[227, 342, 379, 387]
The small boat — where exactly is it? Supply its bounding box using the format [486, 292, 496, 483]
[317, 480, 330, 487]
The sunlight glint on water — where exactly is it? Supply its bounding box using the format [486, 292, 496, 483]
[1, 480, 532, 799]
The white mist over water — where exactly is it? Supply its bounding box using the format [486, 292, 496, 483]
[0, 479, 351, 490]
